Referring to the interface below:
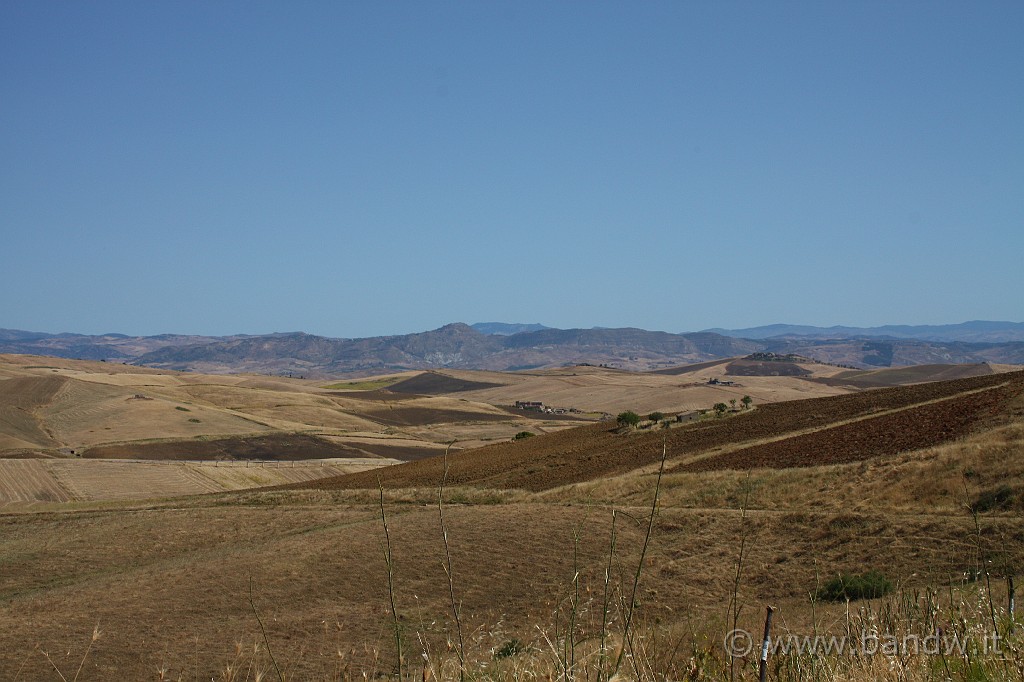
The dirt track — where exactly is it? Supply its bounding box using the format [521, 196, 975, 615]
[673, 379, 1021, 472]
[296, 371, 1024, 492]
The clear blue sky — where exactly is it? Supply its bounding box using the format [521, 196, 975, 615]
[2, 1, 1022, 338]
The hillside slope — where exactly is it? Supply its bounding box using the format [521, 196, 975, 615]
[297, 370, 1024, 492]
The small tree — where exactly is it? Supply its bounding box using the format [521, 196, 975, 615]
[648, 411, 665, 423]
[617, 410, 641, 428]
[729, 399, 737, 411]
[741, 395, 752, 410]
[512, 431, 534, 441]
[713, 402, 728, 417]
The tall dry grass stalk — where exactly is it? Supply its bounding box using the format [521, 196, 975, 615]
[609, 438, 668, 680]
[378, 477, 404, 679]
[248, 576, 284, 682]
[437, 441, 467, 681]
[728, 470, 753, 682]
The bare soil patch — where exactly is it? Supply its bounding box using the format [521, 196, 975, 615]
[649, 358, 732, 375]
[325, 389, 420, 401]
[809, 363, 994, 388]
[82, 433, 371, 461]
[387, 371, 507, 395]
[726, 359, 812, 377]
[350, 441, 452, 461]
[354, 406, 512, 427]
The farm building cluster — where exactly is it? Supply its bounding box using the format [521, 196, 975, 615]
[513, 400, 581, 415]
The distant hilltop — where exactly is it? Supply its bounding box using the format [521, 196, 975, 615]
[470, 322, 551, 336]
[1, 320, 1021, 377]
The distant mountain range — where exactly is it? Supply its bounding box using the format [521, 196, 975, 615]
[1, 321, 1022, 376]
[703, 320, 1024, 343]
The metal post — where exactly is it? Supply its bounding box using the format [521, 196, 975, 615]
[759, 605, 775, 682]
[1009, 576, 1016, 634]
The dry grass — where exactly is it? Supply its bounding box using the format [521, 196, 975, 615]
[3, 467, 1023, 679]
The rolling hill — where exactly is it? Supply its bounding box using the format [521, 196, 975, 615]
[295, 369, 1024, 492]
[3, 360, 1024, 679]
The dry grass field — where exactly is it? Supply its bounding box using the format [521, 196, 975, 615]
[2, 357, 1024, 679]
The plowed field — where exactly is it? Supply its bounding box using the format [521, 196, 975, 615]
[673, 378, 1021, 472]
[83, 433, 370, 461]
[387, 371, 507, 394]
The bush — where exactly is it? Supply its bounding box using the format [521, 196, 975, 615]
[648, 411, 665, 423]
[970, 486, 1015, 513]
[512, 431, 535, 441]
[713, 403, 728, 417]
[617, 411, 641, 428]
[494, 638, 525, 659]
[816, 571, 893, 602]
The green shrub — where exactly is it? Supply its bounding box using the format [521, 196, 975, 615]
[175, 406, 190, 412]
[495, 638, 525, 659]
[816, 571, 893, 602]
[512, 431, 535, 441]
[648, 411, 665, 423]
[617, 410, 641, 428]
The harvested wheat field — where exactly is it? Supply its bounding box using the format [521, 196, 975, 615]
[0, 457, 390, 509]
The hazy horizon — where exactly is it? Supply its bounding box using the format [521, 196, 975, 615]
[5, 318, 1024, 341]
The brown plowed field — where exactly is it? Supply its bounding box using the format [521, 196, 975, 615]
[726, 359, 811, 376]
[350, 441, 452, 461]
[296, 371, 1024, 492]
[387, 371, 507, 394]
[809, 363, 994, 389]
[353, 406, 513, 427]
[649, 358, 733, 375]
[83, 433, 371, 461]
[673, 378, 1021, 473]
[326, 389, 420, 401]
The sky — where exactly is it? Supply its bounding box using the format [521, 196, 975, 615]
[2, 2, 1022, 338]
